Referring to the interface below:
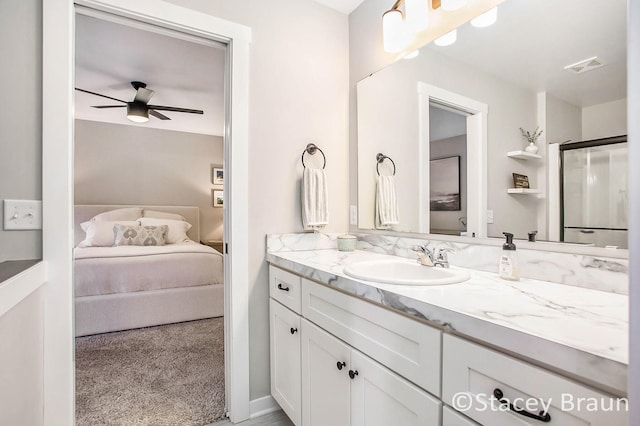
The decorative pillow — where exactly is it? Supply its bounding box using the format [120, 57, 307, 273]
[138, 217, 192, 244]
[142, 209, 186, 222]
[90, 207, 143, 222]
[78, 220, 140, 247]
[114, 224, 168, 246]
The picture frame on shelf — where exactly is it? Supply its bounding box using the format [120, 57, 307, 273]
[212, 189, 224, 207]
[211, 165, 224, 185]
[512, 173, 530, 188]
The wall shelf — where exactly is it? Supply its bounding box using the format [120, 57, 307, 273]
[507, 188, 541, 194]
[507, 150, 542, 160]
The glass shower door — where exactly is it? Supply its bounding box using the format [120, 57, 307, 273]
[561, 138, 628, 248]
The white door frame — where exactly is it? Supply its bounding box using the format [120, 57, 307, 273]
[42, 1, 251, 424]
[418, 82, 488, 238]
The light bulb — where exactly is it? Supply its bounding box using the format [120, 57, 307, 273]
[404, 50, 420, 59]
[405, 0, 429, 32]
[471, 7, 498, 27]
[434, 29, 457, 46]
[382, 9, 405, 53]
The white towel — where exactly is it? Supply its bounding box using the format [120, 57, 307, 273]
[301, 167, 329, 231]
[375, 175, 399, 229]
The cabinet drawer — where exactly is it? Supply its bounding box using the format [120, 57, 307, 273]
[442, 334, 628, 426]
[443, 406, 480, 426]
[301, 279, 441, 396]
[270, 265, 302, 314]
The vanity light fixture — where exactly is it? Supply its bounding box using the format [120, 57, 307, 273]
[440, 0, 467, 12]
[434, 29, 457, 46]
[126, 102, 149, 123]
[382, 7, 406, 53]
[470, 7, 498, 27]
[405, 0, 429, 32]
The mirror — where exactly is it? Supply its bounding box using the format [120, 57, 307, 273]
[356, 0, 627, 248]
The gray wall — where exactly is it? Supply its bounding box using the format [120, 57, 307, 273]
[164, 0, 350, 400]
[74, 120, 224, 241]
[0, 0, 42, 262]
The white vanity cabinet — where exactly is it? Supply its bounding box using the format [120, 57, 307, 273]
[442, 334, 628, 426]
[269, 299, 302, 425]
[269, 265, 441, 426]
[302, 318, 441, 426]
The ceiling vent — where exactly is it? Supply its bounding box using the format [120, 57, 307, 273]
[564, 56, 605, 74]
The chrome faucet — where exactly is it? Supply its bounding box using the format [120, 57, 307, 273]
[412, 245, 452, 268]
[433, 248, 452, 268]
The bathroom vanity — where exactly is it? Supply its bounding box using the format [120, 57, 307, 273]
[267, 236, 628, 426]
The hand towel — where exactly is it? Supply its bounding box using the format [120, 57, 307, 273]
[301, 167, 329, 231]
[375, 175, 399, 229]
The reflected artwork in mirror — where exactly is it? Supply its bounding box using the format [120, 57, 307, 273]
[355, 0, 627, 250]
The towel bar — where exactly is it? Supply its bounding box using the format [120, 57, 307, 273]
[301, 143, 326, 169]
[376, 153, 396, 176]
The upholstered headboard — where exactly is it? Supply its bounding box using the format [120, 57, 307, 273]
[74, 205, 200, 247]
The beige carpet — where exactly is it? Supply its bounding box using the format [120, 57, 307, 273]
[76, 318, 225, 426]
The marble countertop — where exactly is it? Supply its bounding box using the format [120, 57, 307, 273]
[266, 248, 628, 395]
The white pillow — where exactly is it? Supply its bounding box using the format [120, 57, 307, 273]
[142, 209, 186, 222]
[78, 220, 140, 247]
[90, 207, 143, 222]
[138, 217, 192, 244]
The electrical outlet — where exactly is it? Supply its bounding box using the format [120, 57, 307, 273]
[350, 205, 358, 225]
[3, 199, 43, 230]
[487, 209, 494, 224]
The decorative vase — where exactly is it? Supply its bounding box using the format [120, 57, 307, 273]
[524, 142, 539, 154]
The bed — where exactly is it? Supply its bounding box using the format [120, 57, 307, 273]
[73, 204, 224, 337]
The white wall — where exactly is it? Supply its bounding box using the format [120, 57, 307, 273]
[74, 120, 224, 240]
[163, 0, 350, 400]
[582, 98, 627, 140]
[0, 288, 44, 425]
[0, 0, 42, 262]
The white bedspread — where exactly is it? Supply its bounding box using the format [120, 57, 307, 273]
[74, 241, 224, 297]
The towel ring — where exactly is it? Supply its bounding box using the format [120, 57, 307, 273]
[302, 143, 326, 169]
[376, 153, 396, 176]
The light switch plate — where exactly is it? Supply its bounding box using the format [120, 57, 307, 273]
[350, 205, 358, 225]
[487, 209, 494, 224]
[3, 199, 43, 230]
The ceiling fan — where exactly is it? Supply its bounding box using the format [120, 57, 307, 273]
[75, 81, 204, 123]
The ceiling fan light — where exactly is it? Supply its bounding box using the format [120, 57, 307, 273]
[471, 7, 498, 28]
[441, 0, 467, 11]
[127, 102, 149, 123]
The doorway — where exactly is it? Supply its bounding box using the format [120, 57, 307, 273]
[418, 82, 488, 238]
[42, 1, 251, 423]
[73, 8, 228, 425]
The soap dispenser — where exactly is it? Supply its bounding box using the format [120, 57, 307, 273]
[499, 232, 520, 281]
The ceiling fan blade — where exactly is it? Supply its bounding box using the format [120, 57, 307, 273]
[148, 105, 204, 115]
[149, 109, 171, 120]
[91, 105, 127, 109]
[75, 87, 127, 103]
[134, 87, 154, 104]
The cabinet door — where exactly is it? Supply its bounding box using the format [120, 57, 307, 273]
[350, 350, 442, 426]
[301, 319, 350, 426]
[270, 299, 301, 425]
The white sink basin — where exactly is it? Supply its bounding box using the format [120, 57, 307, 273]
[343, 258, 470, 286]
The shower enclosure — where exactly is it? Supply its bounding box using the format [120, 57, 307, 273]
[560, 135, 628, 248]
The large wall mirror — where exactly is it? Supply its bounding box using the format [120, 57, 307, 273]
[356, 0, 627, 250]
